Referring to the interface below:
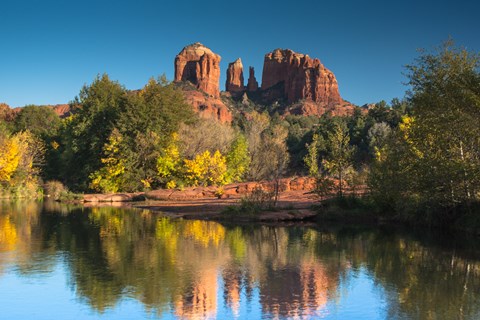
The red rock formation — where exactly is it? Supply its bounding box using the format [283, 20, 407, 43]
[179, 88, 232, 123]
[50, 104, 71, 118]
[286, 100, 357, 117]
[225, 58, 244, 93]
[247, 67, 259, 92]
[174, 43, 221, 97]
[261, 49, 342, 106]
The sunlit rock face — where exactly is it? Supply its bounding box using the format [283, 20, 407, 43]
[174, 43, 232, 122]
[174, 43, 222, 97]
[261, 48, 342, 106]
[226, 58, 245, 94]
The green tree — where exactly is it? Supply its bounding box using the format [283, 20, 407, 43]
[14, 105, 61, 138]
[404, 41, 480, 214]
[322, 120, 355, 196]
[260, 125, 290, 206]
[89, 129, 126, 193]
[14, 105, 63, 182]
[61, 74, 126, 190]
[116, 77, 194, 191]
[304, 133, 321, 177]
[0, 103, 15, 133]
[225, 134, 250, 183]
[370, 41, 480, 223]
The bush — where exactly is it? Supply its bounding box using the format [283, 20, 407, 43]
[43, 180, 68, 200]
[222, 187, 275, 216]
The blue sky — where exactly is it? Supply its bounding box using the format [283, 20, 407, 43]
[1, 0, 479, 107]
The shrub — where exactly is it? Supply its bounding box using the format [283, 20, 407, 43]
[43, 180, 68, 200]
[222, 187, 275, 216]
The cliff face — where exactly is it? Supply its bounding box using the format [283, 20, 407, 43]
[174, 43, 221, 97]
[225, 58, 244, 93]
[261, 49, 342, 106]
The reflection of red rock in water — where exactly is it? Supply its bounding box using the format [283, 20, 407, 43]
[260, 261, 335, 318]
[174, 268, 218, 319]
[222, 266, 243, 317]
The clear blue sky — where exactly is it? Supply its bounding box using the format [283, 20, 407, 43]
[1, 0, 479, 107]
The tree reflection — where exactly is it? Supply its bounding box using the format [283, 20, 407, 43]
[0, 201, 56, 276]
[0, 203, 479, 319]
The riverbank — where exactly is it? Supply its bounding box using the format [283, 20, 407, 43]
[84, 190, 319, 221]
[57, 176, 480, 234]
[79, 177, 320, 222]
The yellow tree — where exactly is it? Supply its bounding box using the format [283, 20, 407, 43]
[0, 135, 21, 183]
[156, 133, 181, 189]
[183, 150, 228, 186]
[89, 129, 126, 193]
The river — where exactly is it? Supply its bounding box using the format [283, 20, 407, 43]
[0, 201, 479, 319]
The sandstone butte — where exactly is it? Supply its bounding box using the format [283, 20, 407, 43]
[174, 43, 232, 122]
[174, 43, 356, 119]
[174, 42, 221, 97]
[4, 44, 356, 123]
[261, 48, 342, 106]
[225, 58, 244, 94]
[247, 66, 259, 92]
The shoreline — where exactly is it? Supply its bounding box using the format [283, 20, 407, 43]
[82, 188, 320, 222]
[80, 177, 321, 222]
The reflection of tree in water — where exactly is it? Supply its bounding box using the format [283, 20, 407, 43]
[1, 204, 480, 319]
[0, 214, 17, 251]
[0, 201, 55, 276]
[344, 230, 480, 320]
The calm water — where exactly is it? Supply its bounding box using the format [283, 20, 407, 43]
[0, 201, 480, 319]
